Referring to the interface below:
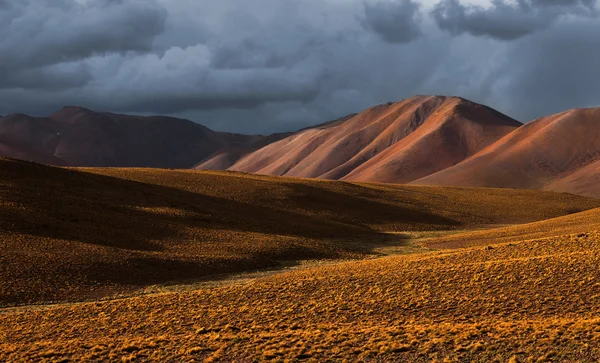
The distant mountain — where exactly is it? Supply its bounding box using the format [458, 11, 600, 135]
[415, 107, 600, 198]
[0, 135, 68, 166]
[0, 107, 279, 168]
[229, 96, 521, 183]
[3, 97, 600, 199]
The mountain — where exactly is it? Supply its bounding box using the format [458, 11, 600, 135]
[0, 107, 275, 168]
[229, 95, 522, 183]
[50, 106, 268, 168]
[3, 97, 600, 199]
[0, 113, 67, 165]
[194, 132, 293, 170]
[415, 107, 600, 198]
[0, 136, 68, 166]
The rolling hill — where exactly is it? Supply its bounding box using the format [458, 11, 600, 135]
[1, 158, 598, 307]
[3, 192, 600, 361]
[2, 159, 600, 361]
[416, 107, 600, 197]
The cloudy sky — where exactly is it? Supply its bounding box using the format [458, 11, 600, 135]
[1, 0, 598, 133]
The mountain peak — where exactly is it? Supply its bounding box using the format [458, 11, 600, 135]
[229, 94, 521, 183]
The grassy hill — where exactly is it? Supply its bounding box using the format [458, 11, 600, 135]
[2, 226, 600, 361]
[1, 158, 599, 306]
[422, 207, 600, 249]
[3, 158, 600, 361]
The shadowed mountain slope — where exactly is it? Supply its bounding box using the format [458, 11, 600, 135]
[49, 107, 263, 168]
[0, 107, 273, 168]
[0, 136, 67, 166]
[0, 114, 67, 165]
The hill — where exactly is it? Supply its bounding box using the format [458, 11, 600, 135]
[0, 107, 275, 168]
[416, 107, 600, 197]
[1, 158, 598, 306]
[421, 205, 600, 250]
[229, 96, 522, 183]
[3, 208, 600, 361]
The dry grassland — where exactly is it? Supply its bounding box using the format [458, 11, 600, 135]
[3, 230, 600, 361]
[3, 158, 600, 361]
[423, 207, 600, 249]
[1, 158, 596, 306]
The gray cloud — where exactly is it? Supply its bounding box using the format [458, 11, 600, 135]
[432, 0, 597, 40]
[0, 63, 91, 90]
[0, 0, 166, 90]
[361, 0, 422, 43]
[490, 17, 600, 121]
[0, 0, 599, 134]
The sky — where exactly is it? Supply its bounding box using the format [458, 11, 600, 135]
[1, 0, 599, 134]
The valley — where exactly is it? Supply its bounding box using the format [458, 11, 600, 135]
[2, 159, 600, 361]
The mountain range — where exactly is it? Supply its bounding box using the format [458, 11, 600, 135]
[2, 95, 599, 197]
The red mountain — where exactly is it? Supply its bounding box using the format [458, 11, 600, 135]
[229, 96, 522, 183]
[3, 97, 600, 199]
[415, 107, 600, 198]
[0, 107, 276, 168]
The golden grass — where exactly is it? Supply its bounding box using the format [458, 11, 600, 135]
[3, 158, 600, 360]
[1, 158, 598, 307]
[3, 231, 600, 361]
[2, 157, 600, 308]
[423, 207, 600, 249]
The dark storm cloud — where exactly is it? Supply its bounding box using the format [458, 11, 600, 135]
[432, 0, 598, 40]
[0, 63, 91, 90]
[0, 0, 167, 70]
[361, 0, 422, 43]
[0, 0, 167, 94]
[490, 17, 600, 121]
[1, 0, 600, 133]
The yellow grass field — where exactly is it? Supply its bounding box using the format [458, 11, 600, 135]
[2, 158, 600, 361]
[3, 230, 600, 361]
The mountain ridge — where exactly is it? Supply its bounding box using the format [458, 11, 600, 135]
[2, 96, 600, 197]
[228, 95, 522, 183]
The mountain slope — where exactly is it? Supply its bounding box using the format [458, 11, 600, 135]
[229, 96, 521, 182]
[342, 97, 522, 183]
[0, 107, 271, 168]
[49, 107, 264, 168]
[0, 114, 65, 165]
[194, 132, 293, 170]
[0, 136, 67, 166]
[415, 107, 600, 197]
